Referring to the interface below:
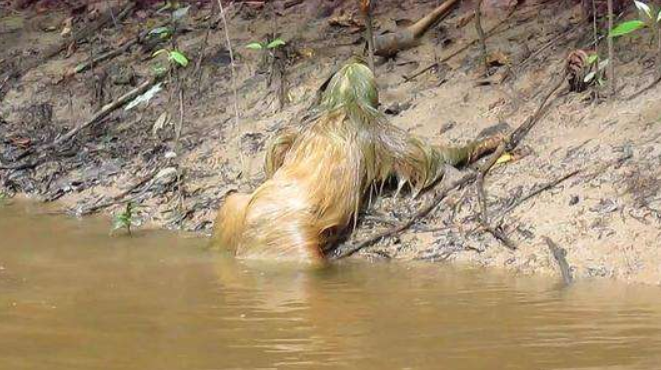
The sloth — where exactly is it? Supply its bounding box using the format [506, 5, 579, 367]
[212, 59, 500, 263]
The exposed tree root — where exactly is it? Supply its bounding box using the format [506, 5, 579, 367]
[48, 76, 162, 149]
[374, 0, 460, 57]
[544, 236, 573, 285]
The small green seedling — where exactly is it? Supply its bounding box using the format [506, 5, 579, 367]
[245, 37, 287, 51]
[112, 202, 136, 236]
[609, 1, 661, 38]
[153, 49, 189, 68]
[245, 38, 287, 70]
[150, 48, 189, 77]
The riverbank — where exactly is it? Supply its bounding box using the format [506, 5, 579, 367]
[1, 0, 660, 284]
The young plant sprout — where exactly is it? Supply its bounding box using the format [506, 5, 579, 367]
[111, 202, 137, 236]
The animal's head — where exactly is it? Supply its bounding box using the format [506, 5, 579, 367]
[321, 58, 378, 111]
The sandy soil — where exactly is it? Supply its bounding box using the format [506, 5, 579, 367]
[1, 0, 660, 284]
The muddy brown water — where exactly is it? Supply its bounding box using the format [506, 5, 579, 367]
[1, 201, 661, 370]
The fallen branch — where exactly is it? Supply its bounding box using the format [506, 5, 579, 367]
[497, 169, 580, 217]
[516, 23, 581, 72]
[543, 236, 573, 285]
[476, 160, 518, 250]
[507, 75, 566, 150]
[70, 39, 137, 76]
[71, 16, 179, 77]
[0, 160, 39, 171]
[333, 70, 566, 259]
[492, 153, 630, 226]
[284, 0, 305, 9]
[374, 0, 460, 57]
[47, 76, 162, 149]
[474, 0, 489, 76]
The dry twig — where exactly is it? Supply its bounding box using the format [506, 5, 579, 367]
[360, 0, 376, 73]
[497, 169, 580, 217]
[216, 0, 240, 128]
[48, 76, 162, 149]
[606, 0, 615, 96]
[474, 0, 489, 76]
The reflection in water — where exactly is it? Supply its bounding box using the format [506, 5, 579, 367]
[1, 200, 660, 370]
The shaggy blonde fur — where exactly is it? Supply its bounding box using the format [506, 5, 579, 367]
[212, 60, 500, 263]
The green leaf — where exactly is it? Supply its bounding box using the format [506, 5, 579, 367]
[657, 10, 661, 22]
[266, 38, 286, 49]
[587, 53, 598, 65]
[169, 50, 189, 67]
[609, 20, 646, 37]
[634, 1, 652, 19]
[74, 63, 86, 73]
[112, 217, 128, 231]
[245, 42, 265, 50]
[583, 71, 596, 83]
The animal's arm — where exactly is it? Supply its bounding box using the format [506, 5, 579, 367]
[383, 127, 501, 196]
[434, 134, 503, 168]
[264, 128, 299, 178]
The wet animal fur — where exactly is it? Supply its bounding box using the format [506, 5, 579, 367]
[212, 60, 500, 263]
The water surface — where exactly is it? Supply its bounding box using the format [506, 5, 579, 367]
[1, 201, 660, 369]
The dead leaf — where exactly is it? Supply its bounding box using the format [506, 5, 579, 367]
[495, 152, 513, 164]
[9, 136, 31, 149]
[152, 111, 172, 137]
[297, 47, 315, 59]
[328, 11, 363, 31]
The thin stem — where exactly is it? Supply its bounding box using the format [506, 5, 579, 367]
[176, 87, 185, 216]
[475, 0, 489, 76]
[657, 25, 661, 79]
[361, 1, 376, 73]
[591, 0, 598, 49]
[193, 2, 217, 95]
[216, 0, 240, 128]
[606, 0, 615, 96]
[106, 0, 118, 28]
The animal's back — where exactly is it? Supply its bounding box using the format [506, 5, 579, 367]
[216, 116, 363, 263]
